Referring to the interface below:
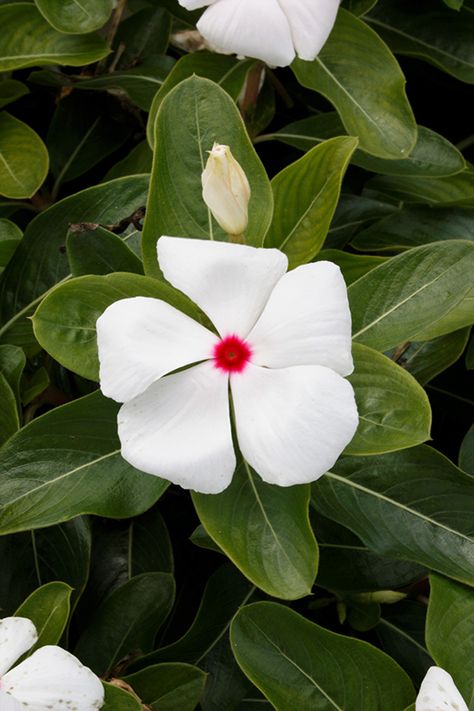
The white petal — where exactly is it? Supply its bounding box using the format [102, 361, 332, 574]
[97, 296, 217, 403]
[278, 0, 340, 61]
[416, 667, 468, 711]
[0, 690, 23, 711]
[158, 237, 288, 338]
[248, 262, 353, 376]
[0, 618, 37, 677]
[178, 0, 217, 9]
[197, 0, 295, 67]
[118, 361, 235, 494]
[231, 363, 358, 486]
[2, 646, 104, 711]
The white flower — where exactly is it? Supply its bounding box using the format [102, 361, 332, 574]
[0, 617, 104, 711]
[97, 238, 358, 494]
[202, 143, 251, 236]
[416, 667, 469, 711]
[178, 0, 341, 67]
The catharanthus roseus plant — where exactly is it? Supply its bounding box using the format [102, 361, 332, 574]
[0, 617, 104, 710]
[97, 237, 358, 493]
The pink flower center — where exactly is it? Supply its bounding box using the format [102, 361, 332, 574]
[213, 335, 252, 373]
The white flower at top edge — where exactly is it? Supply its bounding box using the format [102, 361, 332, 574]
[97, 237, 358, 495]
[416, 667, 469, 711]
[0, 617, 104, 711]
[177, 0, 341, 67]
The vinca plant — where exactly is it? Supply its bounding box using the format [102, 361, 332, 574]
[0, 0, 473, 709]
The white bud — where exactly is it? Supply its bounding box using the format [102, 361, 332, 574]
[201, 143, 251, 236]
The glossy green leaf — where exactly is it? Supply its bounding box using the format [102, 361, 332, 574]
[0, 343, 25, 405]
[105, 141, 153, 181]
[124, 663, 207, 711]
[327, 194, 396, 249]
[15, 581, 72, 648]
[35, 0, 113, 33]
[142, 76, 273, 275]
[426, 574, 474, 702]
[349, 241, 474, 351]
[0, 391, 168, 535]
[128, 563, 253, 672]
[115, 6, 171, 68]
[147, 53, 253, 148]
[392, 328, 470, 386]
[0, 112, 48, 199]
[346, 344, 432, 455]
[0, 371, 19, 445]
[231, 602, 415, 711]
[367, 0, 474, 83]
[264, 137, 358, 268]
[367, 169, 474, 207]
[33, 272, 204, 382]
[0, 79, 29, 109]
[102, 683, 142, 711]
[342, 0, 379, 14]
[199, 635, 249, 711]
[314, 249, 387, 286]
[0, 218, 22, 268]
[351, 205, 474, 252]
[66, 226, 143, 277]
[75, 572, 175, 675]
[193, 462, 318, 600]
[312, 446, 474, 586]
[292, 9, 417, 159]
[459, 423, 474, 475]
[0, 3, 109, 71]
[0, 175, 149, 348]
[269, 114, 464, 178]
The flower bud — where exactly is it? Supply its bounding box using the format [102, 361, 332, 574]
[201, 143, 251, 236]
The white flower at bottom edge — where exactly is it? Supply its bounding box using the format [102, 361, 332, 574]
[96, 237, 359, 495]
[416, 667, 469, 711]
[177, 0, 341, 68]
[0, 617, 104, 711]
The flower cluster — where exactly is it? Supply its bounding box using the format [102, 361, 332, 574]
[177, 0, 341, 67]
[0, 617, 104, 710]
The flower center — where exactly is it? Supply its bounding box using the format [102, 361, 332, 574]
[213, 335, 252, 373]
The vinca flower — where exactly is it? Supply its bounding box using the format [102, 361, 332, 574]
[0, 617, 104, 710]
[416, 667, 468, 711]
[97, 237, 358, 494]
[202, 143, 251, 236]
[177, 0, 341, 67]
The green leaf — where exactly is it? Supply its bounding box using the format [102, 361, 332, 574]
[102, 683, 141, 711]
[15, 581, 72, 648]
[342, 0, 379, 14]
[459, 423, 474, 475]
[314, 249, 387, 286]
[127, 563, 253, 671]
[0, 371, 19, 445]
[351, 205, 474, 252]
[426, 574, 474, 702]
[75, 572, 175, 675]
[269, 115, 464, 178]
[0, 112, 48, 199]
[66, 225, 143, 277]
[391, 329, 470, 386]
[0, 3, 109, 71]
[193, 462, 318, 600]
[0, 343, 25, 405]
[104, 141, 153, 181]
[147, 53, 253, 149]
[264, 137, 358, 268]
[367, 169, 474, 207]
[142, 76, 273, 276]
[312, 446, 474, 586]
[124, 663, 207, 711]
[0, 390, 168, 535]
[0, 79, 29, 109]
[327, 194, 396, 249]
[349, 241, 474, 351]
[35, 0, 113, 34]
[0, 218, 22, 268]
[292, 9, 417, 159]
[115, 7, 171, 68]
[33, 272, 204, 382]
[0, 175, 149, 348]
[367, 0, 474, 83]
[346, 344, 432, 455]
[231, 602, 415, 711]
